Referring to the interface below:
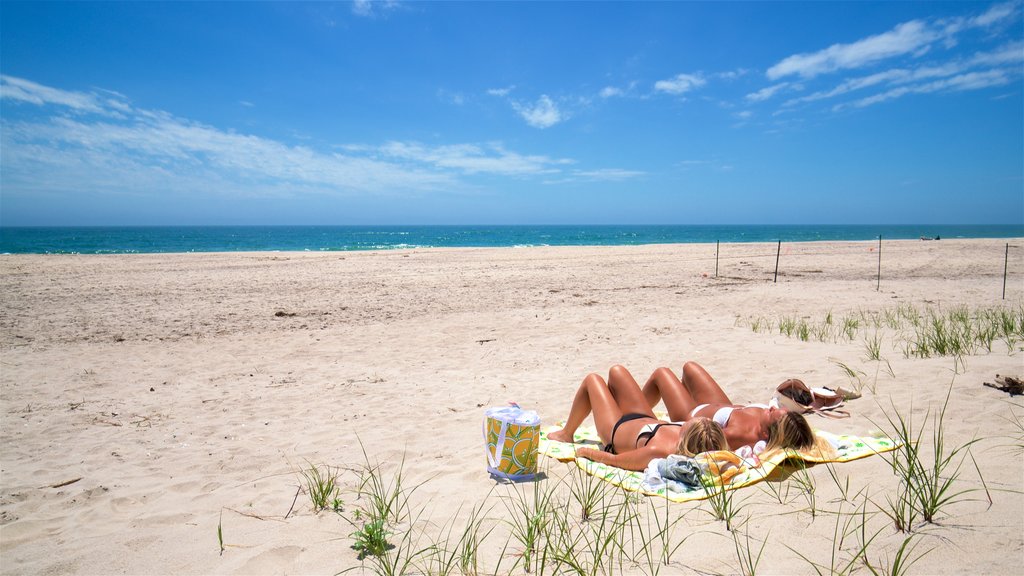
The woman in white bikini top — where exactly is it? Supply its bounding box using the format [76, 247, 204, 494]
[641, 361, 815, 452]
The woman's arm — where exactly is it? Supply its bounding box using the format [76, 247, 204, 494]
[574, 446, 663, 472]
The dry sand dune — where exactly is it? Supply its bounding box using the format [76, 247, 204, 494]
[1, 238, 1022, 574]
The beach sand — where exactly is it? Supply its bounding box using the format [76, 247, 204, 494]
[1, 238, 1022, 575]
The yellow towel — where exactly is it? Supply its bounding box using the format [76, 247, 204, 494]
[538, 424, 900, 503]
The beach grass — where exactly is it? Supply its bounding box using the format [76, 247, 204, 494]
[877, 380, 990, 532]
[500, 479, 558, 574]
[865, 534, 931, 576]
[325, 442, 989, 575]
[787, 501, 869, 576]
[341, 444, 434, 575]
[700, 473, 741, 532]
[748, 303, 1023, 363]
[299, 462, 341, 514]
[424, 500, 496, 576]
[217, 509, 225, 556]
[732, 527, 768, 576]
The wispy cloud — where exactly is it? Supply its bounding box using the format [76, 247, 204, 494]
[843, 69, 1012, 109]
[376, 141, 570, 175]
[571, 168, 644, 181]
[599, 86, 624, 98]
[767, 3, 1019, 81]
[746, 82, 798, 102]
[784, 40, 1023, 107]
[486, 85, 515, 97]
[717, 68, 751, 81]
[1, 75, 119, 115]
[511, 95, 564, 128]
[490, 86, 568, 127]
[973, 1, 1019, 26]
[351, 0, 401, 18]
[541, 167, 646, 185]
[767, 21, 939, 81]
[748, 2, 1022, 115]
[0, 75, 632, 201]
[654, 73, 707, 95]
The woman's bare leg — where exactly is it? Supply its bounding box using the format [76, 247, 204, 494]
[606, 365, 656, 417]
[642, 367, 700, 421]
[680, 361, 733, 405]
[548, 373, 623, 445]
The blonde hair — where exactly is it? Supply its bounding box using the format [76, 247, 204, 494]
[678, 417, 727, 456]
[765, 411, 835, 458]
[765, 411, 813, 450]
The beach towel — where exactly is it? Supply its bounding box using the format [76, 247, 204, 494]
[538, 424, 900, 503]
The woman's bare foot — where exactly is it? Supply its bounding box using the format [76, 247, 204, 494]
[547, 428, 575, 443]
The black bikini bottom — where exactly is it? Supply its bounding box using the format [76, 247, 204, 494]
[604, 412, 650, 454]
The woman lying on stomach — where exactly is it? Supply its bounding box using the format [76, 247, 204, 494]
[641, 361, 817, 452]
[547, 365, 727, 471]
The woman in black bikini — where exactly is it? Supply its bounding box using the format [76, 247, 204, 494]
[547, 365, 727, 471]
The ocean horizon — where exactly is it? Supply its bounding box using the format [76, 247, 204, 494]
[1, 224, 1022, 255]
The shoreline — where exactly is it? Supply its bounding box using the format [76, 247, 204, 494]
[1, 234, 1022, 257]
[2, 225, 1021, 255]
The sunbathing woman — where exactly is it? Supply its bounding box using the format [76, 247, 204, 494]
[641, 361, 816, 452]
[547, 365, 728, 471]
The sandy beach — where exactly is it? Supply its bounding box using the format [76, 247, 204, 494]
[1, 238, 1022, 575]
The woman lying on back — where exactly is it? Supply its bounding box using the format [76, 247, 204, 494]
[547, 365, 727, 471]
[641, 361, 817, 452]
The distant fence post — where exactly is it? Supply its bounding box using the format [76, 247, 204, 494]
[876, 235, 882, 291]
[1004, 243, 1010, 300]
[773, 240, 781, 283]
[715, 240, 720, 278]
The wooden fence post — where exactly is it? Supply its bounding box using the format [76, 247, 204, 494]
[715, 240, 720, 278]
[773, 240, 781, 283]
[876, 235, 882, 291]
[1004, 243, 1010, 300]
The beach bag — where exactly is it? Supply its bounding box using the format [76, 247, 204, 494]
[774, 379, 850, 418]
[484, 404, 540, 481]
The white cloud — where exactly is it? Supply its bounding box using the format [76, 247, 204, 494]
[969, 40, 1024, 66]
[783, 40, 1023, 107]
[0, 75, 617, 202]
[766, 3, 1020, 83]
[511, 95, 563, 129]
[1, 75, 111, 114]
[351, 0, 400, 18]
[717, 69, 750, 80]
[845, 69, 1011, 108]
[767, 20, 938, 80]
[599, 86, 623, 98]
[654, 73, 706, 95]
[971, 1, 1019, 28]
[571, 168, 644, 181]
[745, 82, 794, 102]
[377, 141, 570, 175]
[785, 70, 907, 105]
[541, 167, 645, 185]
[486, 85, 515, 97]
[437, 88, 465, 106]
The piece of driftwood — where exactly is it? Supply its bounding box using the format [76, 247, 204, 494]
[45, 477, 82, 489]
[983, 374, 1023, 396]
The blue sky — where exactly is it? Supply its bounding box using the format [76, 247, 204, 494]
[1, 1, 1022, 226]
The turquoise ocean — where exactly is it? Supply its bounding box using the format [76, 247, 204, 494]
[1, 225, 1021, 254]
